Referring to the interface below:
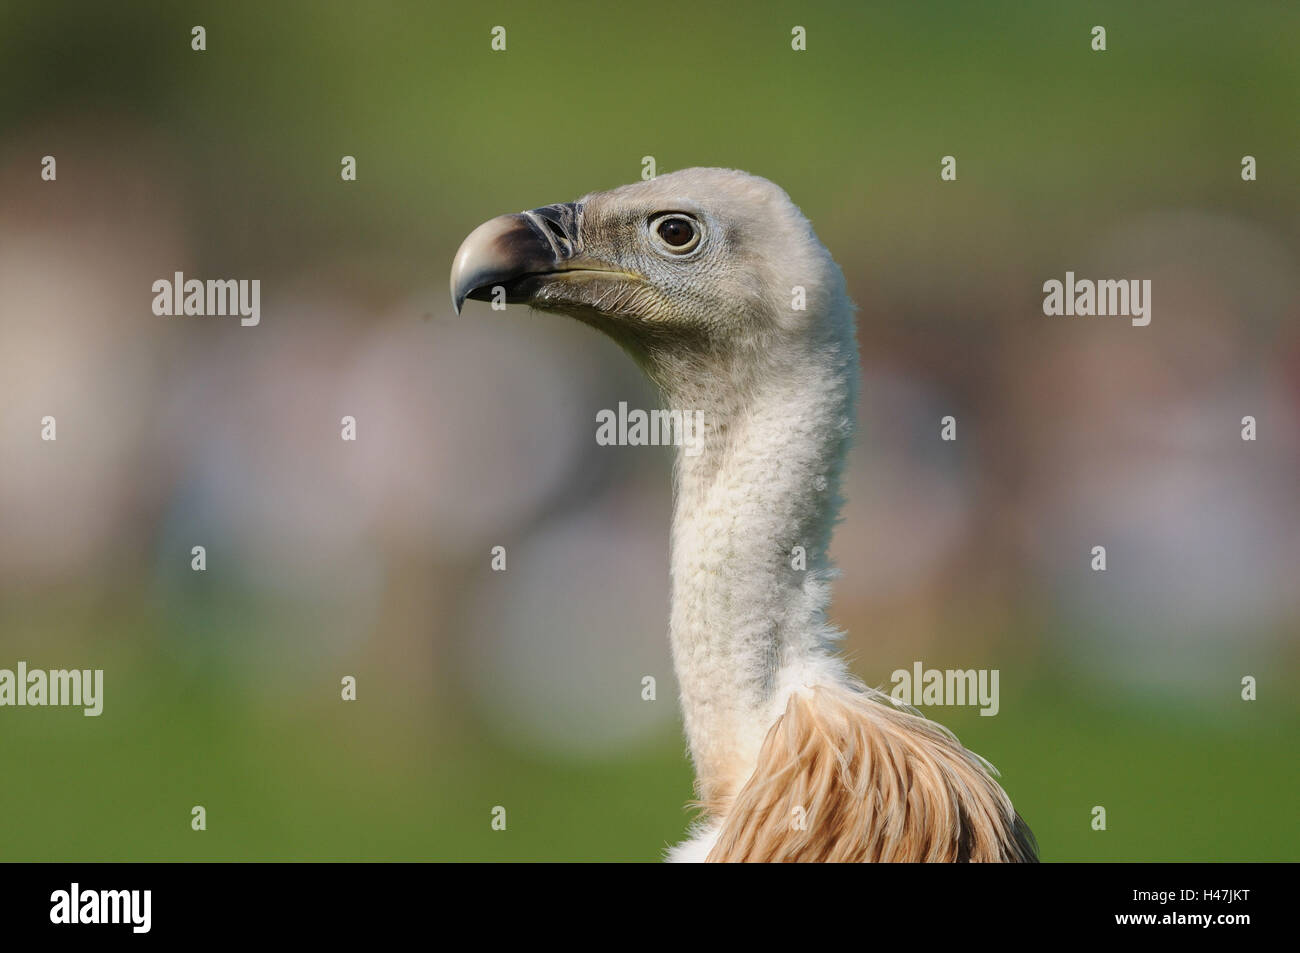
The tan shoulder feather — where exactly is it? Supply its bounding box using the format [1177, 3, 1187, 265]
[705, 683, 1037, 862]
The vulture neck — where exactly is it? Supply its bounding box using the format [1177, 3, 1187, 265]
[651, 327, 858, 806]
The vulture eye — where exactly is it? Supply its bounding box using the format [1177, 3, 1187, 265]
[650, 214, 701, 254]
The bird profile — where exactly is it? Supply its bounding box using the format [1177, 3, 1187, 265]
[451, 168, 1037, 862]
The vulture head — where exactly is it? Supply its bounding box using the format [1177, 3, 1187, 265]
[450, 168, 855, 391]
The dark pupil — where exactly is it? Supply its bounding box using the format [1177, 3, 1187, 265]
[658, 218, 694, 246]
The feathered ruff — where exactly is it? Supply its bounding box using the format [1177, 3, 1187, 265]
[702, 682, 1038, 862]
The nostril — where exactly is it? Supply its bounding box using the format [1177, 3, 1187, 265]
[527, 203, 582, 259]
[542, 217, 571, 254]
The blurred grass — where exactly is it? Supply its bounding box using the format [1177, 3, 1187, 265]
[4, 1, 1297, 265]
[1, 610, 1294, 860]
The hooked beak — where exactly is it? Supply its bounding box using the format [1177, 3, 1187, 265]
[450, 203, 585, 314]
[450, 202, 638, 315]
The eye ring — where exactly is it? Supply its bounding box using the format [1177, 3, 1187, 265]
[649, 213, 702, 255]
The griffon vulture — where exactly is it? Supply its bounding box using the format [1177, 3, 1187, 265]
[450, 168, 1037, 862]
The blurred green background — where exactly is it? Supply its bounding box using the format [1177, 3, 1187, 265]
[1, 1, 1297, 860]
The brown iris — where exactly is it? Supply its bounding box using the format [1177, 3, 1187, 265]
[657, 217, 696, 247]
